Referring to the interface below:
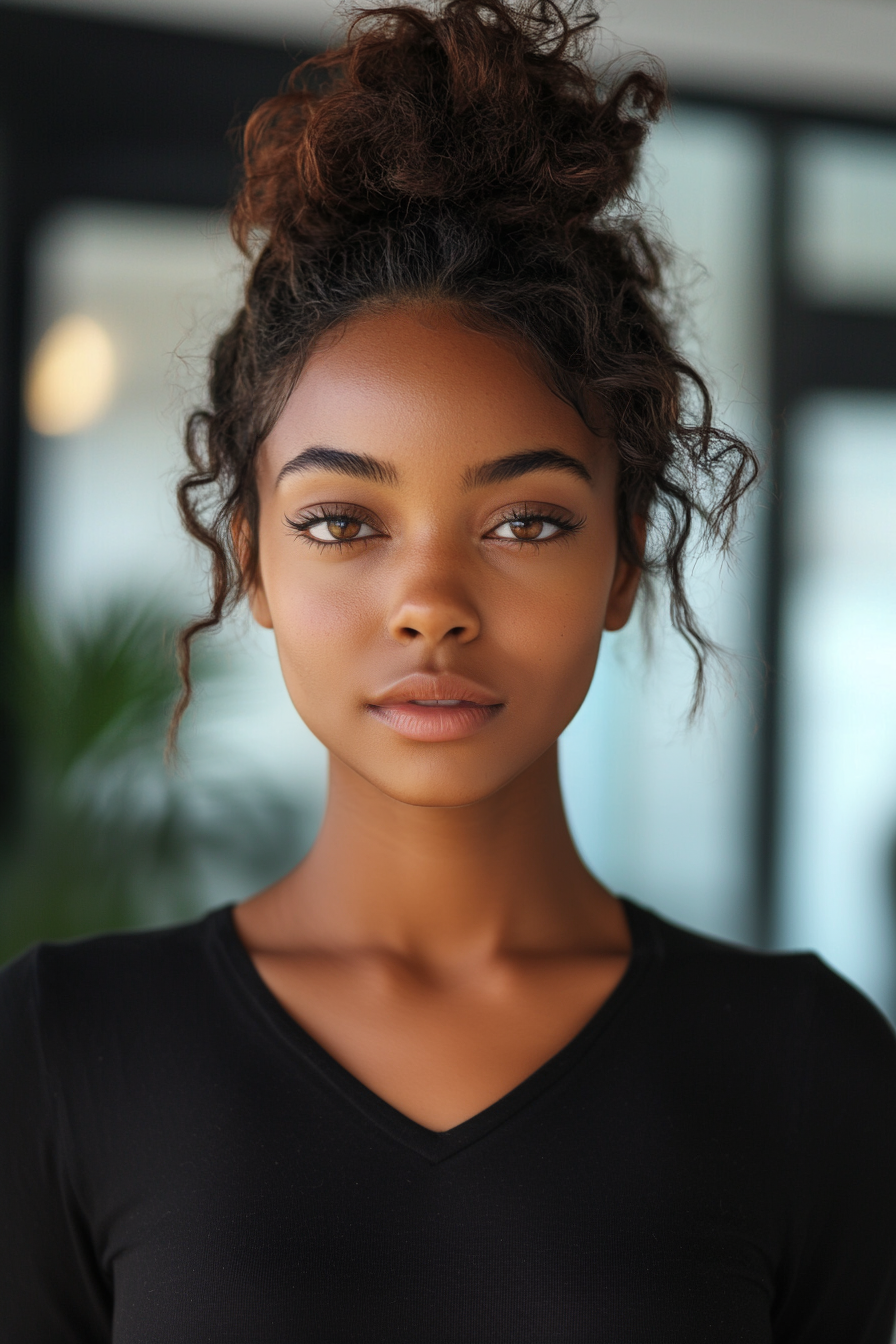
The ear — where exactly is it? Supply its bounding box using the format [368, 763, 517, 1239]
[604, 514, 646, 633]
[232, 514, 273, 630]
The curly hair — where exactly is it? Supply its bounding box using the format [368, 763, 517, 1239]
[173, 0, 758, 743]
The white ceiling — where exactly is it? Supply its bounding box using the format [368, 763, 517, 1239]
[6, 0, 896, 115]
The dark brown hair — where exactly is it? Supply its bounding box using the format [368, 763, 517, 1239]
[173, 0, 758, 741]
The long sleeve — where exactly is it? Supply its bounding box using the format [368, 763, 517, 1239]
[773, 957, 896, 1343]
[0, 948, 111, 1342]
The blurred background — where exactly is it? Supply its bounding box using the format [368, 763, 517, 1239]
[0, 0, 894, 1021]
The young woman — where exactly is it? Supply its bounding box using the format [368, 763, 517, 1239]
[2, 2, 895, 1339]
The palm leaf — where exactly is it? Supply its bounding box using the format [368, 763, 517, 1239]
[0, 594, 308, 964]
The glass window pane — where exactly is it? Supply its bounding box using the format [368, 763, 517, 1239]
[791, 128, 896, 309]
[23, 203, 233, 605]
[560, 107, 768, 942]
[777, 393, 896, 1019]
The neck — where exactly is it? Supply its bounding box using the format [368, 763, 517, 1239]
[267, 745, 623, 962]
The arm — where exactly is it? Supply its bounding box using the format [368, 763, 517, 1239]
[0, 949, 111, 1342]
[773, 958, 896, 1344]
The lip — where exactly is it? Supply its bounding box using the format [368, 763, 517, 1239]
[367, 674, 504, 743]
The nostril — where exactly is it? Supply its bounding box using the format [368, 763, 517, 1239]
[389, 609, 479, 644]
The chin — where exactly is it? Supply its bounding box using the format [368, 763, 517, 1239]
[350, 756, 525, 810]
[382, 784, 504, 809]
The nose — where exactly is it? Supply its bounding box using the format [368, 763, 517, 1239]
[386, 561, 481, 648]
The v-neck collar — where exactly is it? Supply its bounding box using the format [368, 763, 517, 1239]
[208, 897, 660, 1164]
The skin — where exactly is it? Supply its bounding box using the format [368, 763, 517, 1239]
[234, 305, 643, 1131]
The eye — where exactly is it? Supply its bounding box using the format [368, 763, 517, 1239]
[491, 516, 564, 542]
[303, 516, 377, 543]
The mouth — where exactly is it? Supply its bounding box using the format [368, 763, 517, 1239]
[367, 676, 504, 743]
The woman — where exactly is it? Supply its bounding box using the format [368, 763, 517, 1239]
[2, 1, 895, 1339]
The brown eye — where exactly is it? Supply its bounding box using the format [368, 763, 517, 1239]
[509, 518, 545, 540]
[492, 516, 562, 542]
[326, 517, 361, 540]
[302, 516, 376, 544]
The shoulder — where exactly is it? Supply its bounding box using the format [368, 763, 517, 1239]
[0, 911, 227, 1072]
[629, 900, 896, 1102]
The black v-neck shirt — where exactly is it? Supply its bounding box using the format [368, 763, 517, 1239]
[2, 899, 896, 1343]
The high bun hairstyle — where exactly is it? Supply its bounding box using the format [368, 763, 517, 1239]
[173, 0, 758, 740]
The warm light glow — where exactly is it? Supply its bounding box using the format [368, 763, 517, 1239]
[25, 314, 117, 436]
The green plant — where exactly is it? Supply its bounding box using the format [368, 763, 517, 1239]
[0, 596, 307, 965]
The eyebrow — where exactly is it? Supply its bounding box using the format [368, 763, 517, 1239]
[275, 443, 592, 490]
[463, 447, 592, 489]
[276, 446, 399, 487]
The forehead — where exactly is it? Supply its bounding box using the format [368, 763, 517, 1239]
[263, 307, 605, 475]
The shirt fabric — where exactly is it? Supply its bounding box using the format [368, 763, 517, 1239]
[1, 897, 895, 1344]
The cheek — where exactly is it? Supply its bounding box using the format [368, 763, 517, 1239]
[525, 589, 602, 692]
[262, 560, 377, 701]
[487, 559, 609, 715]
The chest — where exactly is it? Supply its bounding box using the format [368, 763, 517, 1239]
[249, 948, 630, 1131]
[78, 1032, 784, 1344]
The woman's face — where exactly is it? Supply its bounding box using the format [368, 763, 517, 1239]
[251, 306, 641, 807]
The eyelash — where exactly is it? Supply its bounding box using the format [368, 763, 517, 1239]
[286, 505, 379, 551]
[492, 508, 584, 548]
[285, 505, 584, 550]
